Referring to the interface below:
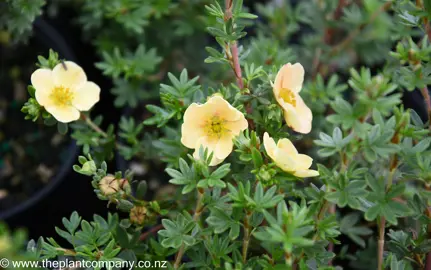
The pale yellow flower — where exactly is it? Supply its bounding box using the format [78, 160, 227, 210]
[181, 95, 248, 166]
[263, 132, 319, 178]
[273, 63, 312, 134]
[31, 61, 100, 123]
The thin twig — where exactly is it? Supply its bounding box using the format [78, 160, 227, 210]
[293, 199, 330, 267]
[231, 44, 244, 89]
[311, 48, 322, 80]
[415, 2, 431, 262]
[329, 1, 392, 57]
[81, 113, 126, 149]
[174, 188, 205, 269]
[378, 158, 397, 270]
[324, 0, 348, 45]
[377, 216, 386, 270]
[242, 210, 252, 263]
[139, 224, 164, 241]
[224, 0, 244, 89]
[420, 87, 431, 130]
[81, 114, 108, 138]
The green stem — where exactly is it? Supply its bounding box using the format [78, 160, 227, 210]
[242, 210, 252, 263]
[378, 162, 397, 270]
[173, 244, 186, 270]
[174, 188, 205, 269]
[285, 250, 293, 268]
[377, 216, 386, 270]
[82, 114, 108, 138]
[81, 113, 128, 150]
[424, 184, 431, 270]
[329, 1, 392, 57]
[420, 87, 431, 130]
[294, 199, 329, 267]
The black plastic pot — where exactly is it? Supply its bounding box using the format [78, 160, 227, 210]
[0, 18, 79, 220]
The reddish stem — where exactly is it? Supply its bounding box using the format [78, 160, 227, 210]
[424, 184, 431, 270]
[420, 87, 431, 130]
[378, 217, 386, 270]
[139, 224, 164, 241]
[231, 43, 244, 89]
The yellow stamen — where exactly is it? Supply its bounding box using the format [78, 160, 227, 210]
[204, 116, 227, 138]
[279, 88, 296, 107]
[50, 86, 74, 107]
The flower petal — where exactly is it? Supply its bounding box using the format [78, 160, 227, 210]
[282, 95, 312, 134]
[45, 105, 80, 123]
[72, 81, 101, 111]
[214, 137, 233, 160]
[208, 96, 243, 121]
[225, 117, 248, 136]
[181, 103, 211, 149]
[53, 61, 87, 89]
[283, 108, 302, 133]
[274, 63, 304, 94]
[294, 96, 312, 134]
[294, 169, 319, 178]
[31, 69, 54, 107]
[194, 136, 218, 154]
[274, 149, 296, 172]
[277, 138, 298, 155]
[263, 132, 277, 161]
[276, 96, 296, 113]
[295, 154, 313, 170]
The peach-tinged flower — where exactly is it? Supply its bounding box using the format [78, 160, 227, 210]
[273, 63, 312, 134]
[263, 132, 319, 178]
[181, 95, 248, 166]
[31, 61, 100, 123]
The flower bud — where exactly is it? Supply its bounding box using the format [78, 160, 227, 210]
[130, 206, 148, 225]
[81, 160, 97, 176]
[99, 175, 120, 196]
[118, 178, 131, 194]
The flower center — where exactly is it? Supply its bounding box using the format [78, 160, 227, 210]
[50, 86, 74, 107]
[279, 88, 296, 107]
[204, 116, 227, 138]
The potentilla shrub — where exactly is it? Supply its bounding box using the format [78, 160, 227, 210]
[14, 0, 431, 269]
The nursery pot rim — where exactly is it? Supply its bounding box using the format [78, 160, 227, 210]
[0, 18, 79, 220]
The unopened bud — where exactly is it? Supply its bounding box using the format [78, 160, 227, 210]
[118, 178, 131, 194]
[130, 206, 147, 225]
[258, 169, 272, 182]
[81, 160, 97, 175]
[99, 175, 120, 195]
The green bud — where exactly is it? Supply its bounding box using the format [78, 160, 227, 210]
[135, 181, 147, 200]
[118, 199, 134, 212]
[80, 160, 97, 176]
[149, 201, 161, 213]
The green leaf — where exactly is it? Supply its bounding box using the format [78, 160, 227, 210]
[57, 122, 68, 135]
[251, 147, 264, 168]
[135, 181, 147, 200]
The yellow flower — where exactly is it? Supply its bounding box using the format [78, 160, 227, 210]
[181, 95, 248, 166]
[273, 63, 312, 134]
[31, 61, 100, 123]
[263, 132, 319, 178]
